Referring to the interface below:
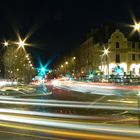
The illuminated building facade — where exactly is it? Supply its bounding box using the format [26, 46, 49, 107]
[101, 29, 140, 76]
[78, 29, 140, 76]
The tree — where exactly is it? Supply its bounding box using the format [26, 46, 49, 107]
[3, 46, 35, 83]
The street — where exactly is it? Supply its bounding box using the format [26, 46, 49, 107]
[0, 81, 139, 139]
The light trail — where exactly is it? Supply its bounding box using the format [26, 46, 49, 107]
[108, 99, 136, 104]
[0, 108, 98, 120]
[53, 84, 115, 96]
[0, 122, 138, 140]
[51, 80, 121, 96]
[0, 114, 139, 138]
[51, 80, 140, 93]
[0, 130, 62, 140]
[0, 96, 136, 107]
[0, 96, 102, 105]
[0, 99, 139, 111]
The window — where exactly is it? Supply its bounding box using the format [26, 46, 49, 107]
[132, 54, 135, 61]
[132, 42, 135, 49]
[116, 42, 119, 48]
[116, 54, 120, 63]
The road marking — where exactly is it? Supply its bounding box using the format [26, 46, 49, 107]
[16, 90, 27, 95]
[90, 95, 106, 105]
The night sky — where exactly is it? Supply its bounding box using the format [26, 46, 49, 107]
[0, 0, 140, 67]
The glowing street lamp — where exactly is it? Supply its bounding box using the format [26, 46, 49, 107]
[41, 68, 45, 72]
[18, 40, 25, 48]
[26, 54, 29, 58]
[15, 35, 29, 50]
[134, 23, 140, 31]
[4, 41, 8, 47]
[129, 17, 140, 34]
[73, 57, 76, 60]
[103, 47, 110, 56]
[102, 47, 110, 76]
[65, 61, 68, 65]
[61, 65, 64, 68]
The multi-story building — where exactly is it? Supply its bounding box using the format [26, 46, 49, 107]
[102, 29, 140, 76]
[78, 29, 140, 76]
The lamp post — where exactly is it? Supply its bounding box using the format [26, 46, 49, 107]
[133, 22, 140, 31]
[103, 47, 110, 77]
[65, 61, 68, 74]
[138, 92, 140, 126]
[72, 57, 76, 75]
[17, 40, 25, 48]
[4, 41, 8, 47]
[61, 65, 64, 75]
[131, 22, 140, 126]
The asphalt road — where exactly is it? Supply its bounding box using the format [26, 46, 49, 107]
[0, 82, 139, 139]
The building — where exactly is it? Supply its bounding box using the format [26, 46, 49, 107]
[78, 29, 140, 76]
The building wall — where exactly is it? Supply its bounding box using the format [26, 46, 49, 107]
[78, 29, 140, 76]
[103, 29, 140, 76]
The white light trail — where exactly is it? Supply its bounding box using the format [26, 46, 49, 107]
[0, 99, 139, 111]
[0, 114, 139, 138]
[51, 80, 123, 96]
[0, 108, 101, 120]
[0, 96, 93, 105]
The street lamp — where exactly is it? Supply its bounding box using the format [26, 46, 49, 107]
[102, 47, 110, 76]
[18, 40, 25, 48]
[15, 36, 29, 50]
[4, 41, 8, 47]
[103, 47, 110, 56]
[73, 57, 76, 60]
[138, 92, 140, 126]
[26, 54, 29, 58]
[65, 61, 68, 74]
[134, 23, 140, 31]
[65, 61, 68, 65]
[129, 19, 140, 34]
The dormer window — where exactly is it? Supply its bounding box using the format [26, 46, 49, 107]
[116, 42, 119, 48]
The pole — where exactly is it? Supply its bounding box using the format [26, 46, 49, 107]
[106, 55, 109, 78]
[138, 93, 140, 126]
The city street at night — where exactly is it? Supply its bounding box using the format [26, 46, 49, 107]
[0, 82, 139, 139]
[0, 0, 140, 139]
